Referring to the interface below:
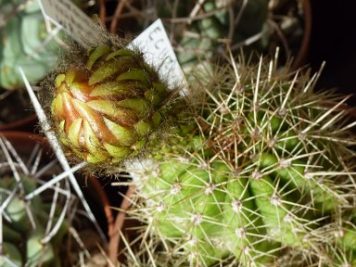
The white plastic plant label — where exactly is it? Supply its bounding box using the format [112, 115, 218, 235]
[38, 0, 106, 47]
[39, 0, 187, 89]
[129, 19, 187, 89]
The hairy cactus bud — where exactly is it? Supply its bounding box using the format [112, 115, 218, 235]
[51, 45, 169, 164]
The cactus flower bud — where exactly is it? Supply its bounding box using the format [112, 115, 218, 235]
[51, 45, 169, 164]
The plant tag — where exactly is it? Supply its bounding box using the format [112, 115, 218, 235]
[38, 0, 106, 47]
[39, 0, 187, 89]
[129, 19, 187, 89]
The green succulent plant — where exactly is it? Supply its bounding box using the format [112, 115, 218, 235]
[46, 19, 353, 266]
[125, 57, 356, 266]
[148, 0, 305, 71]
[0, 176, 65, 267]
[0, 0, 60, 90]
[176, 0, 268, 69]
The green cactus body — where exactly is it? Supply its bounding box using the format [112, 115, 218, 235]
[175, 1, 227, 71]
[0, 0, 60, 89]
[128, 58, 356, 266]
[149, 0, 306, 75]
[51, 45, 170, 165]
[154, 0, 270, 70]
[0, 243, 22, 267]
[26, 230, 56, 267]
[0, 176, 65, 266]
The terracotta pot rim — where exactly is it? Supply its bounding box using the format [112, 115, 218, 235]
[0, 130, 47, 142]
[292, 0, 312, 69]
[0, 130, 51, 155]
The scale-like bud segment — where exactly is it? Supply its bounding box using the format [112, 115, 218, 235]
[51, 45, 169, 164]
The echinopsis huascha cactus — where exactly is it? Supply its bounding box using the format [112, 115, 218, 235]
[47, 33, 355, 266]
[125, 56, 356, 267]
[50, 45, 172, 165]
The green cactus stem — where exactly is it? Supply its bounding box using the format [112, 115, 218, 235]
[127, 56, 356, 266]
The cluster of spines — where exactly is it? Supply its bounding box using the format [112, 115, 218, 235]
[123, 55, 356, 267]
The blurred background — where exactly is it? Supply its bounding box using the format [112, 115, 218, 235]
[309, 0, 356, 104]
